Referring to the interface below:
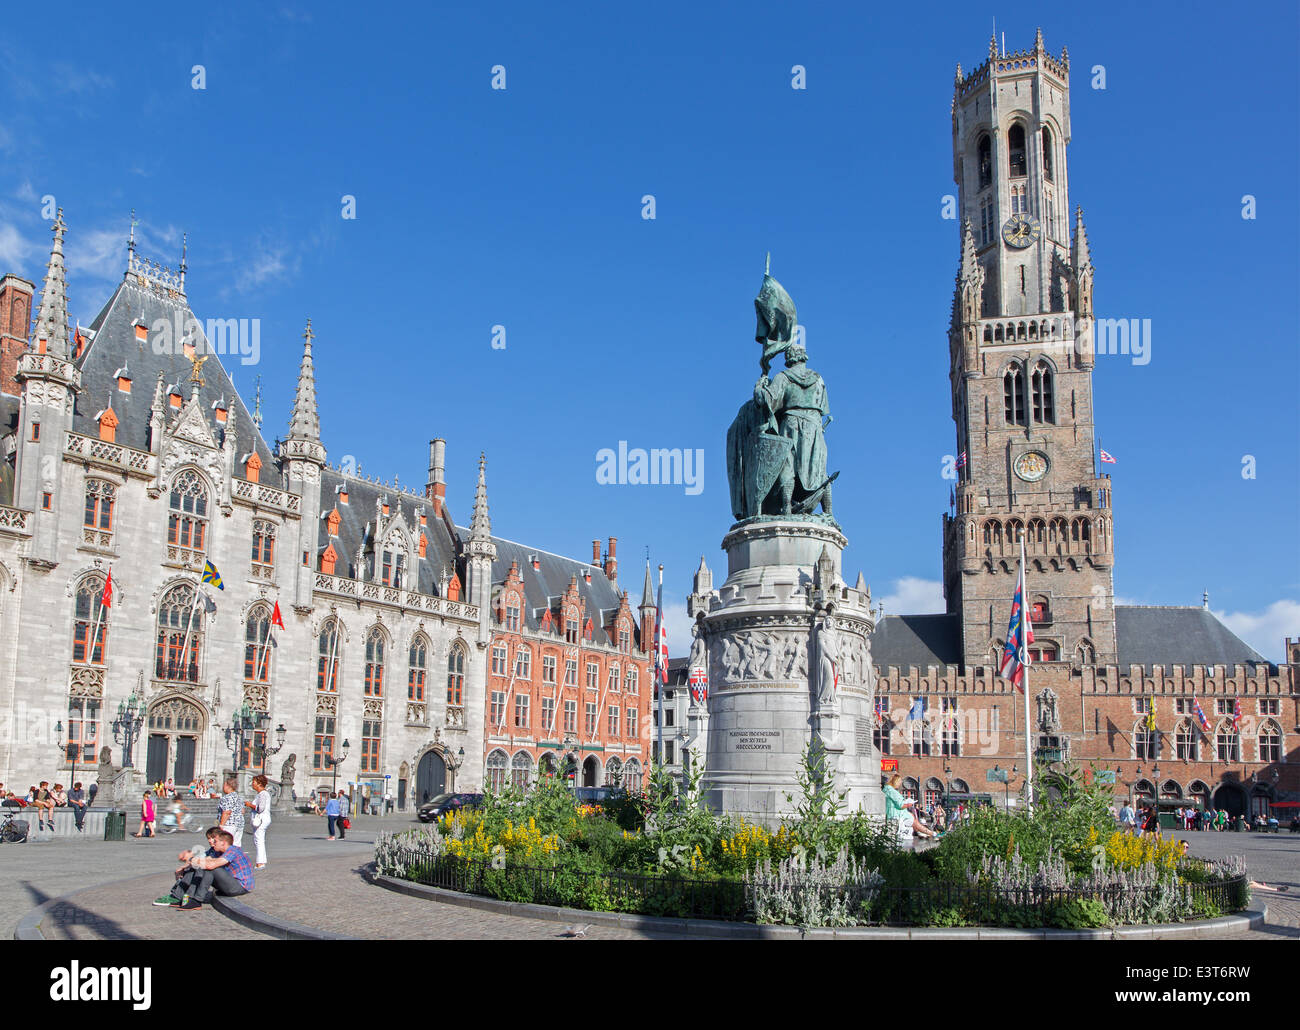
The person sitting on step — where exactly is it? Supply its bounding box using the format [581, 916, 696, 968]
[153, 827, 254, 911]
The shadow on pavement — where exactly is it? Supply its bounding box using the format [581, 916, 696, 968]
[21, 880, 141, 941]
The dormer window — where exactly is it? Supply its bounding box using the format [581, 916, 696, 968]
[506, 599, 520, 632]
[565, 618, 579, 644]
[381, 549, 405, 589]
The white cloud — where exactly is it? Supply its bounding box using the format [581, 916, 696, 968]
[233, 244, 299, 293]
[14, 181, 37, 204]
[661, 598, 693, 657]
[1215, 600, 1300, 664]
[0, 224, 34, 268]
[878, 576, 944, 617]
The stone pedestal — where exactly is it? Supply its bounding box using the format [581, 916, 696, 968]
[698, 518, 884, 826]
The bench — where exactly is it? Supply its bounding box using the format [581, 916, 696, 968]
[18, 808, 110, 839]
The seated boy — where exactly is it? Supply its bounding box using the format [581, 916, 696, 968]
[153, 827, 254, 911]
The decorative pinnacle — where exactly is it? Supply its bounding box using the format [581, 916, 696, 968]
[32, 208, 71, 356]
[128, 209, 137, 254]
[989, 33, 998, 59]
[286, 317, 323, 450]
[1035, 27, 1044, 51]
[764, 251, 770, 276]
[252, 374, 263, 431]
[470, 452, 491, 539]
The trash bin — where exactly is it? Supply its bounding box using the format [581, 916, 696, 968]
[104, 810, 126, 841]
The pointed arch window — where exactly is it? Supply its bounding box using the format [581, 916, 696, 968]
[486, 749, 508, 792]
[1031, 360, 1055, 423]
[511, 751, 533, 791]
[83, 480, 115, 539]
[72, 574, 109, 665]
[244, 605, 273, 683]
[408, 636, 428, 702]
[1134, 723, 1159, 761]
[1041, 126, 1054, 183]
[977, 135, 992, 190]
[1259, 720, 1281, 763]
[156, 584, 203, 683]
[364, 628, 386, 697]
[251, 520, 275, 577]
[317, 620, 341, 692]
[167, 470, 209, 558]
[1008, 123, 1027, 178]
[360, 716, 382, 774]
[447, 643, 466, 706]
[1003, 363, 1026, 425]
[1216, 723, 1240, 763]
[1176, 720, 1199, 761]
[381, 534, 406, 589]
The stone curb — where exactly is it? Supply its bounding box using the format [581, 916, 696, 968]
[367, 870, 1269, 940]
[210, 894, 356, 941]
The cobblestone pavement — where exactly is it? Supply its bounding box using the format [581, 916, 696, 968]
[3, 812, 418, 940]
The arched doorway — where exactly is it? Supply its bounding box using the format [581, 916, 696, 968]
[1250, 784, 1274, 818]
[145, 696, 205, 785]
[582, 755, 600, 788]
[415, 750, 447, 805]
[1212, 782, 1247, 818]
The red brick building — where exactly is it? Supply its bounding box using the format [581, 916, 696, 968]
[479, 538, 654, 792]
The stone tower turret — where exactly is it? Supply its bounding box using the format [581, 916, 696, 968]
[280, 319, 327, 610]
[944, 32, 1116, 670]
[465, 453, 497, 643]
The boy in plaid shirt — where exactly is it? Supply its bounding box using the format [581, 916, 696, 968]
[154, 827, 254, 911]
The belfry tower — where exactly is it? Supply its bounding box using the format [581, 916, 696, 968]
[942, 30, 1117, 670]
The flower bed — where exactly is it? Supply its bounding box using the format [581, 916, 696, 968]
[373, 757, 1249, 929]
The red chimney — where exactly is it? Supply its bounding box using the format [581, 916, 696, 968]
[604, 536, 617, 582]
[592, 540, 601, 566]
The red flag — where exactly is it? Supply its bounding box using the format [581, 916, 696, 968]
[101, 568, 113, 609]
[271, 600, 285, 629]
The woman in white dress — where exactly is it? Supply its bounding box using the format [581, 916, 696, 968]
[246, 774, 273, 868]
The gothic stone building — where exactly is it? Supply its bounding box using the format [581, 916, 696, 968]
[0, 215, 652, 806]
[867, 33, 1299, 820]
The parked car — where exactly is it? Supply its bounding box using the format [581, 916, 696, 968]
[572, 787, 626, 804]
[417, 793, 483, 823]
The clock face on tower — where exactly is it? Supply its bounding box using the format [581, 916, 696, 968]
[1001, 214, 1042, 249]
[1013, 451, 1049, 482]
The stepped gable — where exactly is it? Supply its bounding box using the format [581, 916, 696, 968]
[465, 532, 626, 647]
[75, 279, 276, 472]
[1115, 606, 1270, 673]
[319, 467, 456, 596]
[872, 614, 962, 669]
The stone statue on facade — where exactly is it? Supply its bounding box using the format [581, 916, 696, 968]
[727, 264, 837, 521]
[280, 752, 297, 792]
[814, 616, 841, 712]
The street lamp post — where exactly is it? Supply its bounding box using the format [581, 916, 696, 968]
[112, 693, 145, 768]
[222, 701, 258, 772]
[55, 720, 78, 794]
[446, 746, 465, 791]
[325, 739, 351, 796]
[259, 719, 288, 777]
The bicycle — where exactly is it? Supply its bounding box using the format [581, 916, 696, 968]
[0, 808, 30, 843]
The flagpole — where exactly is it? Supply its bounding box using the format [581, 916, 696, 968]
[175, 578, 204, 682]
[325, 620, 339, 694]
[1020, 535, 1034, 812]
[655, 564, 664, 770]
[88, 570, 109, 664]
[256, 620, 272, 683]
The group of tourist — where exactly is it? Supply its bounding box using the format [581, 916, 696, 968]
[0, 781, 93, 831]
[153, 826, 254, 912]
[133, 775, 273, 868]
[882, 773, 956, 844]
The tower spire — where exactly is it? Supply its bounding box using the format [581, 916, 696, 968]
[179, 231, 188, 291]
[33, 208, 71, 357]
[470, 452, 491, 539]
[127, 209, 137, 255]
[641, 558, 655, 609]
[252, 374, 263, 431]
[286, 319, 321, 443]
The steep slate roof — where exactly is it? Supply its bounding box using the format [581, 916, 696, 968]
[75, 279, 276, 471]
[1115, 606, 1270, 672]
[666, 656, 689, 687]
[319, 467, 456, 596]
[871, 607, 1269, 673]
[872, 614, 962, 669]
[464, 531, 630, 647]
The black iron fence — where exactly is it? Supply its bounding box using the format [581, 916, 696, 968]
[376, 841, 1249, 927]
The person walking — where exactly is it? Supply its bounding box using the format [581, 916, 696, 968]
[217, 776, 246, 848]
[325, 791, 343, 840]
[132, 791, 156, 837]
[246, 774, 272, 868]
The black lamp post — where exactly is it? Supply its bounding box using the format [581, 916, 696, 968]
[446, 746, 465, 791]
[112, 693, 144, 768]
[222, 701, 259, 772]
[325, 738, 350, 795]
[259, 718, 288, 777]
[55, 720, 77, 791]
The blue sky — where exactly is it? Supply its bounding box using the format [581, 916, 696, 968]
[1, 0, 1296, 659]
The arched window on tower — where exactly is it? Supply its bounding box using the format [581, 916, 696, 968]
[408, 636, 428, 702]
[977, 135, 992, 190]
[72, 574, 109, 665]
[447, 643, 466, 707]
[1031, 360, 1055, 423]
[1041, 126, 1054, 183]
[364, 627, 386, 697]
[167, 470, 209, 562]
[244, 605, 272, 683]
[1003, 363, 1026, 425]
[1008, 123, 1027, 178]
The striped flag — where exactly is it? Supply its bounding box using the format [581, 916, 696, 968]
[1232, 699, 1241, 733]
[955, 451, 967, 469]
[1192, 697, 1211, 735]
[998, 541, 1034, 692]
[1099, 448, 1116, 464]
